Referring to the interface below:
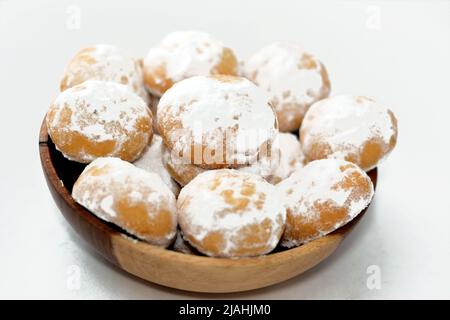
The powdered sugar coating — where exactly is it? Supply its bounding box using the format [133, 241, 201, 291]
[237, 147, 281, 182]
[162, 139, 281, 186]
[143, 31, 237, 96]
[177, 169, 286, 258]
[162, 147, 206, 186]
[157, 75, 278, 168]
[133, 135, 180, 196]
[46, 80, 153, 163]
[300, 94, 398, 171]
[72, 157, 177, 247]
[270, 132, 305, 184]
[60, 44, 149, 103]
[278, 159, 374, 247]
[244, 42, 330, 132]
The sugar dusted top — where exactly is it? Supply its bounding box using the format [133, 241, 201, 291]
[278, 158, 374, 246]
[300, 94, 398, 170]
[157, 75, 278, 166]
[47, 80, 152, 163]
[244, 42, 329, 110]
[177, 169, 286, 257]
[60, 44, 148, 102]
[72, 157, 177, 246]
[144, 31, 235, 95]
[271, 132, 305, 183]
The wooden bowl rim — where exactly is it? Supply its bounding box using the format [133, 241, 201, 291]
[39, 118, 377, 268]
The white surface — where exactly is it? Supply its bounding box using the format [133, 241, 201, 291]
[0, 0, 449, 299]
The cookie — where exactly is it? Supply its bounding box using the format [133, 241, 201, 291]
[270, 132, 305, 184]
[278, 159, 374, 247]
[157, 75, 278, 169]
[177, 169, 286, 258]
[46, 80, 153, 163]
[72, 157, 177, 247]
[300, 94, 398, 171]
[60, 44, 149, 103]
[133, 135, 180, 196]
[244, 42, 330, 132]
[143, 31, 238, 96]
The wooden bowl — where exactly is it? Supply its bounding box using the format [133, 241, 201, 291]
[39, 119, 377, 293]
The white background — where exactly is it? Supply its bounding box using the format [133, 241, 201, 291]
[1, 0, 449, 299]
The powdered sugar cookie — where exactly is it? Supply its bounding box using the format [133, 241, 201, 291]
[177, 169, 286, 258]
[133, 135, 180, 196]
[300, 95, 398, 171]
[157, 75, 278, 169]
[72, 157, 177, 247]
[162, 147, 206, 186]
[237, 145, 281, 183]
[143, 31, 238, 96]
[269, 132, 305, 184]
[46, 80, 153, 163]
[163, 142, 280, 186]
[60, 44, 149, 103]
[278, 159, 374, 247]
[244, 42, 330, 132]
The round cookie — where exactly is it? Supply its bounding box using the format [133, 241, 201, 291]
[269, 132, 305, 184]
[162, 142, 280, 186]
[162, 147, 205, 186]
[300, 94, 398, 171]
[46, 80, 153, 163]
[237, 145, 281, 184]
[60, 44, 149, 103]
[244, 42, 330, 132]
[143, 31, 238, 96]
[133, 135, 180, 196]
[72, 157, 177, 247]
[157, 75, 278, 169]
[278, 159, 374, 247]
[177, 169, 286, 258]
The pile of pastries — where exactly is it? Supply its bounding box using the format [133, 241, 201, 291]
[46, 31, 398, 258]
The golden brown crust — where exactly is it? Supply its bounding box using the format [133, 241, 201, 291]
[60, 47, 97, 91]
[157, 76, 278, 169]
[143, 47, 238, 96]
[47, 107, 152, 163]
[275, 102, 305, 133]
[177, 169, 286, 257]
[143, 63, 174, 97]
[274, 62, 331, 133]
[212, 47, 238, 76]
[244, 44, 331, 133]
[72, 158, 177, 247]
[60, 45, 149, 103]
[47, 82, 153, 163]
[279, 159, 373, 247]
[163, 153, 206, 186]
[300, 96, 398, 171]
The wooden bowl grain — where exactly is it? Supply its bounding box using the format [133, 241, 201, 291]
[39, 119, 377, 293]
